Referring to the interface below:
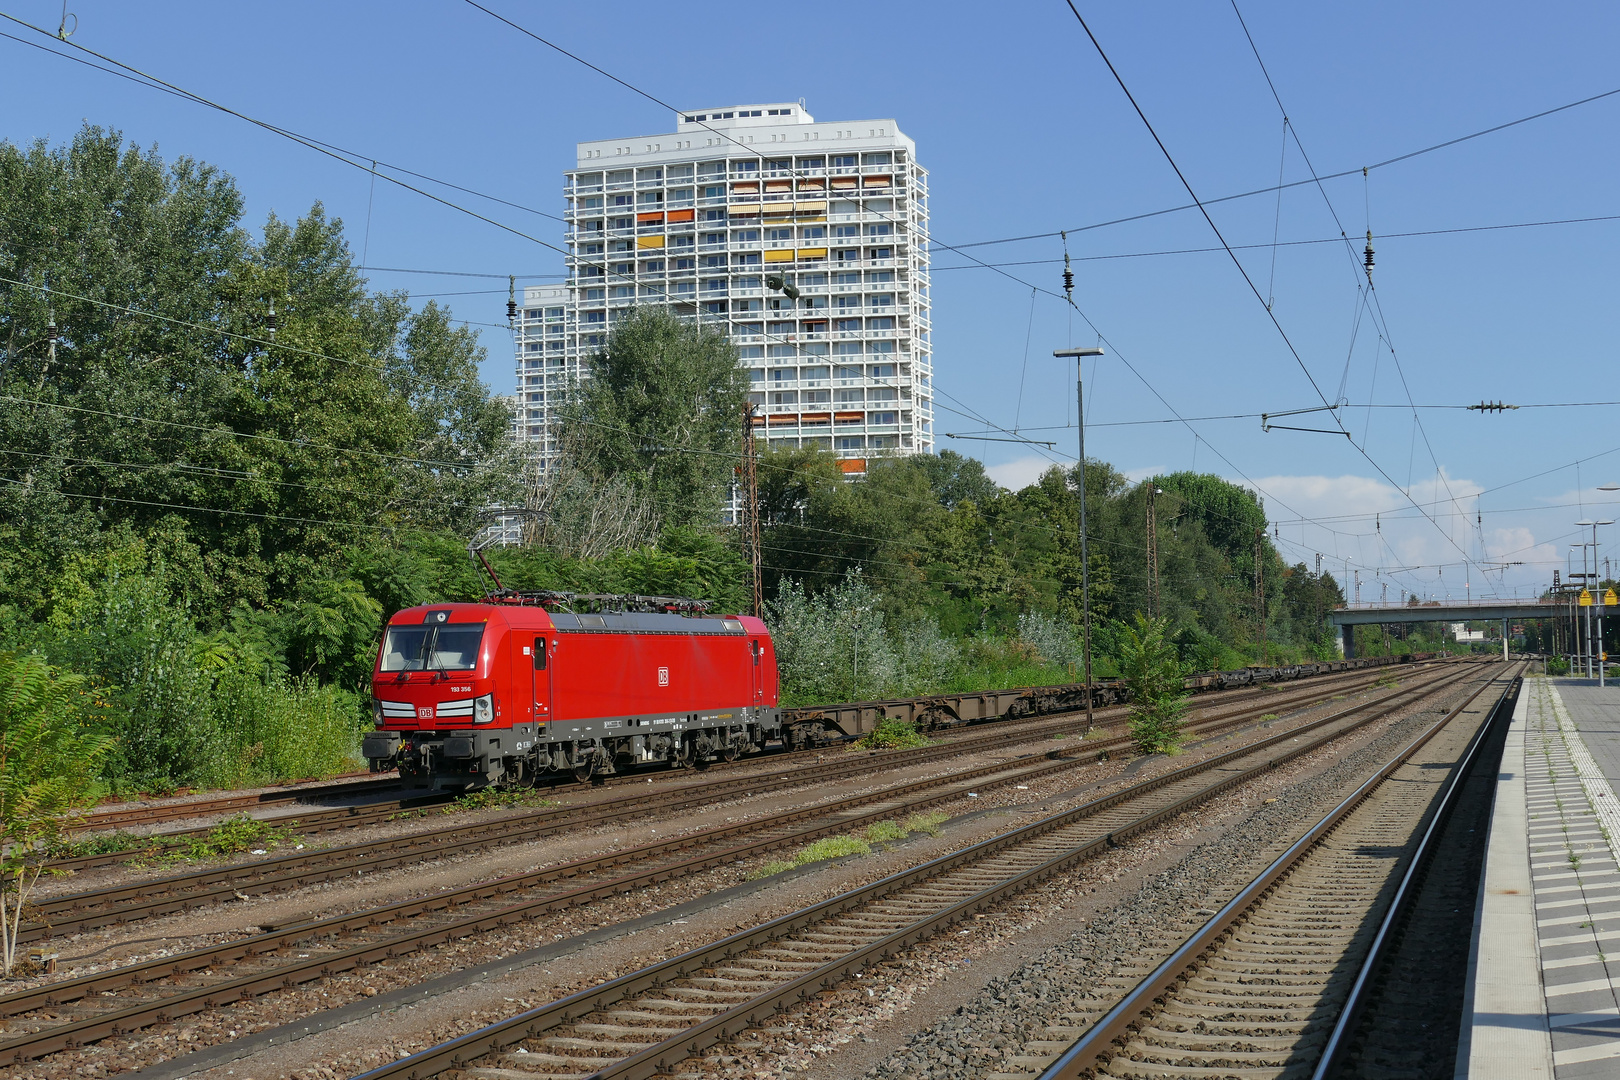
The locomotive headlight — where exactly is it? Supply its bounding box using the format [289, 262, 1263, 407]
[473, 693, 494, 724]
[372, 700, 383, 728]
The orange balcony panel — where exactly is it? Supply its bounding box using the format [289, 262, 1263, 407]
[800, 412, 832, 426]
[834, 411, 864, 424]
[636, 211, 664, 223]
[830, 176, 858, 189]
[666, 208, 695, 223]
[838, 458, 868, 474]
[862, 175, 893, 187]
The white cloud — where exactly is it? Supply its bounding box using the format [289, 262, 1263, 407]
[986, 455, 1061, 491]
[1122, 465, 1171, 484]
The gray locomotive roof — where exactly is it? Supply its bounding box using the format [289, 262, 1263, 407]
[548, 611, 747, 635]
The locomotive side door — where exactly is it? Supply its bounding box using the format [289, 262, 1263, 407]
[530, 635, 553, 724]
[749, 638, 763, 707]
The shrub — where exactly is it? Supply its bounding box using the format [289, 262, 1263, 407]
[854, 719, 931, 751]
[0, 652, 113, 973]
[1119, 614, 1188, 755]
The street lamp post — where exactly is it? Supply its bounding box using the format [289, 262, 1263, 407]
[1054, 346, 1105, 729]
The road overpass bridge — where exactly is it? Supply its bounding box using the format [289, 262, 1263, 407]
[1328, 599, 1571, 658]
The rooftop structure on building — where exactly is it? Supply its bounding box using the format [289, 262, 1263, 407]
[512, 102, 933, 516]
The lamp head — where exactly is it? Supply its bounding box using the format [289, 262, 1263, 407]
[1053, 347, 1105, 358]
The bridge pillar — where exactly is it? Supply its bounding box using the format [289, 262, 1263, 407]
[1341, 623, 1355, 660]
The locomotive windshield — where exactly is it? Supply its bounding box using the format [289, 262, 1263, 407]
[380, 622, 487, 672]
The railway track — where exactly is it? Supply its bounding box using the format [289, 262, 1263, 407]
[23, 662, 1465, 940]
[42, 660, 1447, 875]
[0, 665, 1484, 1066]
[73, 774, 400, 833]
[1026, 665, 1521, 1080]
[257, 666, 1507, 1080]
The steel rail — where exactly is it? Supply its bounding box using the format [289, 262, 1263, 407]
[338, 666, 1506, 1080]
[73, 775, 399, 832]
[24, 662, 1454, 937]
[44, 659, 1439, 872]
[1034, 666, 1521, 1080]
[0, 667, 1481, 1063]
[1305, 674, 1516, 1079]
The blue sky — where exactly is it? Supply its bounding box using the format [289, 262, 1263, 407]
[3, 1, 1617, 603]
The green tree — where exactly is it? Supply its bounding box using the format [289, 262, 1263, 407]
[1119, 613, 1188, 754]
[0, 652, 113, 973]
[559, 307, 749, 530]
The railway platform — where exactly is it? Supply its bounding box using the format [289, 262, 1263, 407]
[1464, 677, 1620, 1078]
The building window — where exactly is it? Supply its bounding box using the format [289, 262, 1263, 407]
[869, 364, 897, 379]
[768, 345, 796, 358]
[734, 252, 762, 266]
[585, 311, 606, 323]
[870, 433, 899, 448]
[703, 255, 727, 269]
[734, 298, 762, 311]
[767, 228, 793, 242]
[836, 296, 861, 310]
[736, 275, 761, 289]
[865, 223, 892, 236]
[832, 155, 857, 169]
[703, 279, 728, 292]
[867, 316, 895, 329]
[585, 288, 606, 300]
[702, 232, 726, 244]
[800, 226, 826, 239]
[770, 391, 798, 405]
[835, 436, 866, 450]
[705, 301, 728, 314]
[733, 228, 761, 242]
[835, 365, 863, 380]
[836, 249, 859, 262]
[869, 247, 893, 260]
[833, 225, 860, 238]
[674, 258, 696, 270]
[835, 318, 861, 332]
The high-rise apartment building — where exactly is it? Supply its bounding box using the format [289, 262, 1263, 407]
[512, 102, 933, 501]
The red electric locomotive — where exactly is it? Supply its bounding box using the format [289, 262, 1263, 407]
[363, 593, 780, 790]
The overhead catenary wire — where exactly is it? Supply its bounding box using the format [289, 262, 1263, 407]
[0, 8, 1560, 596]
[1058, 0, 1494, 597]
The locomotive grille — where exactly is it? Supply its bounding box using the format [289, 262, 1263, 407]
[377, 700, 415, 719]
[434, 699, 475, 718]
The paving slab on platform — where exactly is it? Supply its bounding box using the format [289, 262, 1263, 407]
[1466, 678, 1620, 1078]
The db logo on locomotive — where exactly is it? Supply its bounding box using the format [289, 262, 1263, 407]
[657, 666, 670, 686]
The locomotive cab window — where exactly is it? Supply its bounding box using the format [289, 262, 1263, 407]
[533, 636, 547, 670]
[381, 622, 487, 671]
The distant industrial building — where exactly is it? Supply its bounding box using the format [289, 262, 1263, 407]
[511, 102, 934, 498]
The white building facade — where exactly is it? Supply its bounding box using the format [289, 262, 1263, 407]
[512, 102, 933, 494]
